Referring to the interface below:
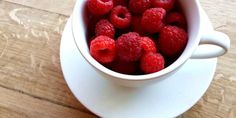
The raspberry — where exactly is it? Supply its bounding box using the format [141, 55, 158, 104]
[131, 15, 143, 34]
[87, 0, 113, 15]
[157, 26, 188, 57]
[140, 52, 165, 74]
[112, 0, 127, 6]
[151, 0, 175, 11]
[90, 35, 116, 63]
[129, 0, 151, 14]
[88, 36, 96, 47]
[87, 15, 104, 38]
[110, 5, 132, 29]
[95, 19, 115, 38]
[141, 8, 166, 33]
[116, 32, 142, 62]
[140, 37, 157, 53]
[112, 60, 137, 74]
[166, 12, 187, 29]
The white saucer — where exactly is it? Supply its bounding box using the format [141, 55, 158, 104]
[60, 9, 217, 118]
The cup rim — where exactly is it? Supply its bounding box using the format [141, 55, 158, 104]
[71, 0, 202, 81]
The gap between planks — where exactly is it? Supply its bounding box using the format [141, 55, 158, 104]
[0, 84, 95, 116]
[0, 85, 97, 118]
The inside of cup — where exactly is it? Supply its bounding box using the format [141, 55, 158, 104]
[74, 0, 201, 80]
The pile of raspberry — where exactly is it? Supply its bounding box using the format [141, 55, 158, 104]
[87, 0, 188, 75]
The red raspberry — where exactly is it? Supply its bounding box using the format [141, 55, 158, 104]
[166, 12, 187, 29]
[88, 36, 96, 47]
[151, 0, 175, 11]
[131, 15, 143, 34]
[140, 37, 157, 53]
[95, 19, 115, 38]
[116, 32, 142, 62]
[87, 15, 104, 38]
[129, 0, 151, 14]
[141, 8, 166, 33]
[112, 0, 127, 6]
[157, 26, 188, 57]
[90, 35, 116, 63]
[87, 0, 113, 16]
[112, 60, 137, 74]
[110, 5, 132, 29]
[140, 52, 165, 74]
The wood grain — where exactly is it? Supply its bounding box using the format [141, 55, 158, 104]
[0, 0, 91, 114]
[0, 0, 235, 117]
[3, 0, 76, 16]
[0, 86, 95, 118]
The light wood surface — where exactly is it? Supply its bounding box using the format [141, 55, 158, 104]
[0, 0, 235, 117]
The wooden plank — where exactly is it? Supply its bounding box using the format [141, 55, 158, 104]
[0, 1, 91, 114]
[0, 87, 96, 118]
[3, 0, 76, 16]
[0, 0, 235, 117]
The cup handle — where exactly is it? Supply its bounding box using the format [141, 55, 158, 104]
[191, 31, 230, 59]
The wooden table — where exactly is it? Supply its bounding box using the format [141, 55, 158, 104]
[0, 0, 235, 117]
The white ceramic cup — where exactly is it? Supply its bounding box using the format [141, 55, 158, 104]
[71, 0, 230, 87]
